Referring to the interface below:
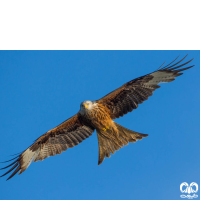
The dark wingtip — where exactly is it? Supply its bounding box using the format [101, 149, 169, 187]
[160, 55, 180, 70]
[6, 165, 21, 180]
[176, 65, 194, 72]
[0, 158, 20, 170]
[159, 55, 194, 72]
[157, 61, 166, 70]
[0, 155, 20, 163]
[9, 151, 23, 157]
[0, 163, 18, 178]
[0, 154, 22, 180]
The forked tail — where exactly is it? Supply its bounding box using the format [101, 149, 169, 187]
[97, 122, 148, 165]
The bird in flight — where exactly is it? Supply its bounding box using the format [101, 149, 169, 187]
[0, 55, 194, 180]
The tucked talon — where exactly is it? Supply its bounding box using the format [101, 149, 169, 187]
[103, 126, 109, 131]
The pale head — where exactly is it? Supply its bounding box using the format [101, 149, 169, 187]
[79, 101, 96, 115]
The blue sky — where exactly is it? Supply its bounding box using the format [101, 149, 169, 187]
[0, 51, 199, 200]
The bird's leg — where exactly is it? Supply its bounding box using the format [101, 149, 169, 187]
[102, 126, 109, 131]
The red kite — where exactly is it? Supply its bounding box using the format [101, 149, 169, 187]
[0, 55, 194, 180]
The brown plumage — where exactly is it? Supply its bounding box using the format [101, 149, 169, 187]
[0, 55, 194, 180]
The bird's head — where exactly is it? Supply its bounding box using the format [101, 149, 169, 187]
[79, 101, 95, 114]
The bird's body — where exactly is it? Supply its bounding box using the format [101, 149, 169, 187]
[79, 101, 113, 131]
[78, 100, 147, 164]
[0, 55, 194, 180]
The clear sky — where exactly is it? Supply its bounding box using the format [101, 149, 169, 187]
[0, 51, 199, 200]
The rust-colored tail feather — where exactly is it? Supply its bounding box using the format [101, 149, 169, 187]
[97, 122, 148, 165]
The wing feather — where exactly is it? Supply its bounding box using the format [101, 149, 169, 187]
[97, 55, 194, 119]
[0, 114, 94, 180]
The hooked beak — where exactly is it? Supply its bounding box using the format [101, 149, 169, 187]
[84, 104, 88, 108]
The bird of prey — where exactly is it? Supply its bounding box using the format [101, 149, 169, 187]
[0, 55, 194, 180]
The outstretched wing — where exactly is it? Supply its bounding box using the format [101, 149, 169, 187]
[97, 55, 194, 119]
[0, 114, 94, 180]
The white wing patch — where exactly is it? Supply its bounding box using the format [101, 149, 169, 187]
[20, 148, 40, 173]
[147, 71, 176, 85]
